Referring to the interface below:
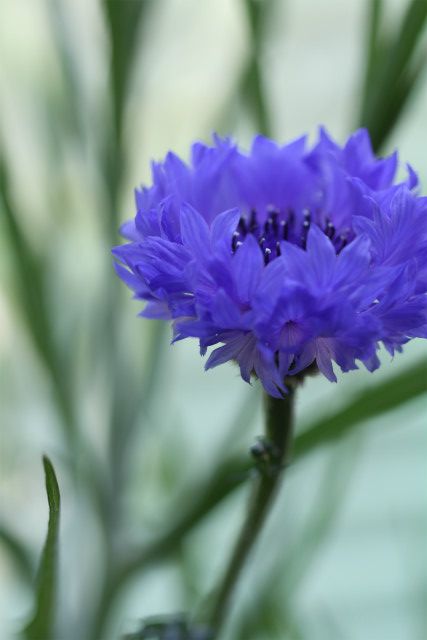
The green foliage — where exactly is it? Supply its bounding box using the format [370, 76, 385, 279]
[359, 0, 427, 150]
[0, 525, 33, 583]
[102, 0, 150, 235]
[102, 0, 149, 143]
[0, 158, 76, 445]
[242, 0, 272, 136]
[22, 457, 61, 640]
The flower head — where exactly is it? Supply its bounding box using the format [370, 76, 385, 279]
[113, 128, 427, 396]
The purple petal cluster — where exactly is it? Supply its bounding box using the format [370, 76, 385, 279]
[113, 128, 427, 396]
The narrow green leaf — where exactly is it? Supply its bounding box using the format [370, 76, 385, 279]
[0, 156, 51, 365]
[46, 0, 85, 138]
[0, 525, 33, 583]
[242, 0, 272, 136]
[22, 457, 61, 640]
[360, 0, 383, 106]
[101, 0, 150, 233]
[359, 0, 427, 150]
[0, 155, 76, 445]
[384, 0, 427, 84]
[371, 53, 426, 151]
[294, 359, 427, 460]
[102, 0, 148, 142]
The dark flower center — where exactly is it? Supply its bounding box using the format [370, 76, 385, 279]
[232, 208, 348, 264]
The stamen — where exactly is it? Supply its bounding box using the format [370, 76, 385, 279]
[238, 216, 247, 235]
[337, 234, 348, 253]
[231, 231, 240, 252]
[301, 213, 311, 249]
[325, 221, 335, 239]
[249, 209, 258, 232]
[267, 207, 279, 234]
[232, 206, 348, 264]
[280, 220, 288, 240]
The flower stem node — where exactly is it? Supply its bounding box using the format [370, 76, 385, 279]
[250, 436, 283, 477]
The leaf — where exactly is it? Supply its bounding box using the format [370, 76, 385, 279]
[0, 156, 51, 367]
[242, 0, 272, 136]
[0, 156, 76, 444]
[46, 0, 85, 139]
[101, 0, 151, 231]
[22, 457, 61, 640]
[102, 0, 148, 141]
[359, 0, 427, 150]
[362, 0, 383, 91]
[294, 359, 427, 460]
[0, 525, 33, 583]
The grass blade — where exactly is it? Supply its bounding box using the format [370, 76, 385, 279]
[102, 0, 150, 235]
[103, 0, 148, 143]
[242, 0, 272, 136]
[22, 457, 61, 640]
[359, 0, 427, 150]
[362, 0, 383, 92]
[0, 154, 76, 446]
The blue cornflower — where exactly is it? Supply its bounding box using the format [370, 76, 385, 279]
[113, 128, 427, 397]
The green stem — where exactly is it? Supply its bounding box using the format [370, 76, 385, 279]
[206, 390, 295, 637]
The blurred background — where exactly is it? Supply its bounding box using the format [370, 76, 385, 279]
[0, 1, 426, 639]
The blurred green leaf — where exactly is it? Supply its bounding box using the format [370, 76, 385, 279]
[103, 320, 168, 537]
[0, 524, 33, 583]
[110, 321, 168, 467]
[102, 0, 150, 234]
[0, 157, 52, 371]
[22, 457, 61, 640]
[294, 359, 427, 460]
[361, 0, 383, 100]
[47, 0, 85, 139]
[99, 0, 155, 512]
[103, 0, 148, 143]
[359, 0, 427, 150]
[0, 155, 76, 445]
[242, 0, 272, 136]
